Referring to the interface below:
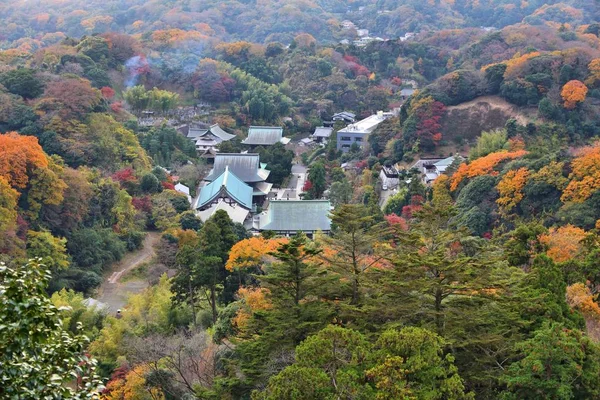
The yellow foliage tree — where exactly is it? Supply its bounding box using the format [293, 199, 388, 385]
[561, 80, 588, 109]
[497, 167, 530, 214]
[432, 175, 453, 206]
[233, 287, 272, 331]
[562, 143, 600, 203]
[566, 283, 600, 341]
[585, 59, 600, 87]
[225, 236, 288, 271]
[539, 225, 586, 263]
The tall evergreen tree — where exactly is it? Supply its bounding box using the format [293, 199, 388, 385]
[236, 234, 334, 387]
[323, 204, 388, 308]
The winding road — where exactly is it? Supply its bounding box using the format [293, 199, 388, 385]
[94, 232, 161, 312]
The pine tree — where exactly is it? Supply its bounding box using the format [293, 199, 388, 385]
[236, 234, 334, 386]
[323, 204, 388, 308]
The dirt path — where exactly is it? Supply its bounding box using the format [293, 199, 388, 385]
[94, 232, 161, 313]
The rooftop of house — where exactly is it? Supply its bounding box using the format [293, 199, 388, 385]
[197, 166, 253, 210]
[205, 153, 270, 183]
[187, 124, 236, 142]
[258, 200, 332, 232]
[332, 111, 356, 122]
[313, 126, 333, 138]
[382, 166, 399, 177]
[174, 183, 190, 195]
[434, 155, 458, 168]
[242, 126, 284, 146]
[338, 112, 388, 134]
[400, 88, 416, 97]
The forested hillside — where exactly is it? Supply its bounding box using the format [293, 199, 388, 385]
[4, 1, 600, 399]
[2, 0, 599, 48]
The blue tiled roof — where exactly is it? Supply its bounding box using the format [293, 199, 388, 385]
[197, 166, 253, 210]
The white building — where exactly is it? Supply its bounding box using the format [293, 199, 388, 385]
[336, 111, 389, 152]
[411, 155, 461, 184]
[379, 166, 400, 189]
[353, 36, 385, 47]
[174, 183, 192, 204]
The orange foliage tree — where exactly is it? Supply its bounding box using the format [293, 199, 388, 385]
[561, 80, 588, 109]
[151, 29, 208, 48]
[566, 283, 600, 341]
[225, 236, 288, 272]
[539, 225, 586, 263]
[496, 168, 530, 214]
[104, 364, 164, 400]
[0, 132, 66, 219]
[503, 51, 541, 78]
[450, 150, 528, 191]
[0, 132, 49, 189]
[232, 287, 272, 331]
[562, 143, 600, 203]
[586, 59, 600, 88]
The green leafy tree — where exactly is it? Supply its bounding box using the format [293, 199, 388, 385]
[140, 173, 162, 193]
[257, 143, 293, 185]
[329, 179, 353, 207]
[173, 210, 239, 325]
[259, 234, 332, 343]
[383, 187, 408, 215]
[26, 230, 70, 271]
[469, 129, 508, 160]
[124, 85, 150, 115]
[257, 325, 471, 400]
[368, 327, 473, 400]
[384, 204, 496, 334]
[0, 68, 45, 99]
[323, 204, 386, 307]
[66, 227, 126, 284]
[502, 323, 600, 400]
[237, 234, 333, 384]
[255, 325, 372, 400]
[0, 260, 103, 398]
[179, 210, 202, 231]
[140, 125, 197, 167]
[253, 365, 333, 400]
[484, 63, 507, 94]
[148, 87, 179, 115]
[504, 223, 546, 267]
[307, 162, 327, 198]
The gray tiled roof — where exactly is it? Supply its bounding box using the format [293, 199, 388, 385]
[259, 200, 332, 232]
[242, 126, 283, 145]
[205, 153, 269, 183]
[313, 127, 333, 138]
[208, 124, 236, 141]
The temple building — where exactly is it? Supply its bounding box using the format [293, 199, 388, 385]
[195, 166, 253, 224]
[242, 126, 289, 147]
[204, 153, 273, 203]
[254, 200, 332, 236]
[186, 124, 236, 158]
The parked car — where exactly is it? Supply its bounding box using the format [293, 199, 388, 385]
[382, 184, 388, 191]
